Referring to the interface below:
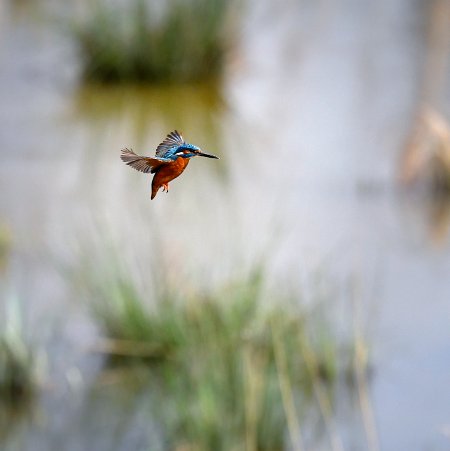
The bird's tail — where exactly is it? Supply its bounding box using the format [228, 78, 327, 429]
[151, 179, 160, 200]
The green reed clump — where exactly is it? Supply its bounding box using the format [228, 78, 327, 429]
[83, 264, 349, 450]
[73, 0, 233, 83]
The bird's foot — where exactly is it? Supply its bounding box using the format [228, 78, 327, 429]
[162, 183, 170, 193]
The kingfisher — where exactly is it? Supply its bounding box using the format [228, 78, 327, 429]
[120, 130, 219, 199]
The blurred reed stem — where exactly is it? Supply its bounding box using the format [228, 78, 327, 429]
[271, 319, 304, 451]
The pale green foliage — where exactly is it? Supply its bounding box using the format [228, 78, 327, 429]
[85, 267, 347, 450]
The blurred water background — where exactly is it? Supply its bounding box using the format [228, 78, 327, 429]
[1, 0, 450, 450]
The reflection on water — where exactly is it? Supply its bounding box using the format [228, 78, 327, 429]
[0, 397, 34, 449]
[1, 0, 450, 450]
[72, 82, 224, 146]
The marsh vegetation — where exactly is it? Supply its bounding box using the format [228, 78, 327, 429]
[75, 250, 368, 450]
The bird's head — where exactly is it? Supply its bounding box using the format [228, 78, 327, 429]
[172, 143, 219, 160]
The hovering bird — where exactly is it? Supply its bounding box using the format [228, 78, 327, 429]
[120, 130, 219, 200]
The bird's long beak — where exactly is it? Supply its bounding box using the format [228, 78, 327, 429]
[198, 151, 219, 159]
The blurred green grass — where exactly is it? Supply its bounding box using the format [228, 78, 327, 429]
[78, 253, 363, 450]
[73, 0, 234, 83]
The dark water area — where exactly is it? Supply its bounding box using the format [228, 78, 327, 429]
[1, 0, 450, 450]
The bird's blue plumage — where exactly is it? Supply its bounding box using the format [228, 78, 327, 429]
[155, 130, 184, 157]
[155, 130, 200, 160]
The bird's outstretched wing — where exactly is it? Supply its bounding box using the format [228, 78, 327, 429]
[155, 130, 184, 157]
[120, 148, 170, 174]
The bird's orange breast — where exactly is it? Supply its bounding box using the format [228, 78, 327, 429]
[155, 157, 189, 184]
[151, 157, 189, 196]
